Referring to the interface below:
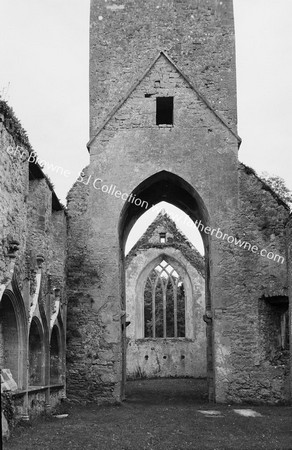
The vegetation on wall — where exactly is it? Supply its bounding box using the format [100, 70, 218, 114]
[261, 172, 292, 209]
[0, 100, 32, 151]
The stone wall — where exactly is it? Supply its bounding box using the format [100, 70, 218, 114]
[66, 174, 121, 403]
[286, 214, 292, 399]
[127, 339, 204, 379]
[66, 0, 292, 405]
[67, 30, 239, 403]
[213, 164, 290, 404]
[126, 211, 205, 277]
[0, 101, 67, 425]
[90, 0, 237, 132]
[0, 103, 29, 298]
[126, 248, 206, 379]
[125, 213, 206, 379]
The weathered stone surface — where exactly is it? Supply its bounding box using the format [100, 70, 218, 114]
[126, 211, 205, 276]
[66, 0, 291, 405]
[0, 101, 67, 425]
[90, 0, 237, 132]
[126, 211, 206, 379]
[1, 0, 291, 411]
[215, 165, 290, 404]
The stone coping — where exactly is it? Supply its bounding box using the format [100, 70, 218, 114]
[11, 384, 65, 397]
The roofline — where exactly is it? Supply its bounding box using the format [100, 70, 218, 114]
[126, 209, 203, 258]
[87, 51, 242, 150]
[239, 162, 291, 212]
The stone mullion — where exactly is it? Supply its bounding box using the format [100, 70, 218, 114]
[152, 276, 159, 338]
[162, 279, 167, 338]
[173, 278, 178, 338]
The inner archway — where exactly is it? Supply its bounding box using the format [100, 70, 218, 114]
[0, 293, 19, 385]
[126, 201, 204, 256]
[119, 171, 213, 401]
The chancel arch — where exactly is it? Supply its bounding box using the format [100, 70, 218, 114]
[120, 171, 211, 394]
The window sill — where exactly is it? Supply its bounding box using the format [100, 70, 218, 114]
[136, 337, 193, 342]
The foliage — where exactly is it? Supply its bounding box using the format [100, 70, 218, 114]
[0, 99, 32, 150]
[261, 172, 292, 208]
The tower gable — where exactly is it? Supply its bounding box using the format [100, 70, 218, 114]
[88, 53, 240, 152]
[126, 210, 205, 277]
[90, 0, 237, 133]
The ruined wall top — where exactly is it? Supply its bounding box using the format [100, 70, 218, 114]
[0, 100, 64, 212]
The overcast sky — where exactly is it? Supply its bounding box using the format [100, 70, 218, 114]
[1, 1, 291, 252]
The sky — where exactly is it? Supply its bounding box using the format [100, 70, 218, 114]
[1, 0, 292, 253]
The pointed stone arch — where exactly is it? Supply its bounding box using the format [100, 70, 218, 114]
[119, 170, 213, 399]
[0, 287, 27, 389]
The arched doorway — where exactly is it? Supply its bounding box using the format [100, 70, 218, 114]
[119, 171, 213, 400]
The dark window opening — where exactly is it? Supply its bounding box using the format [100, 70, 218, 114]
[259, 296, 289, 367]
[160, 232, 166, 244]
[156, 97, 173, 125]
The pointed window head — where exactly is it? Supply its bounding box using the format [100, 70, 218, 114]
[156, 97, 173, 125]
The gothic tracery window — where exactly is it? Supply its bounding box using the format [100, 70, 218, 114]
[144, 260, 185, 338]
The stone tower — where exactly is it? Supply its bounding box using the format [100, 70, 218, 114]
[66, 0, 290, 404]
[89, 0, 238, 132]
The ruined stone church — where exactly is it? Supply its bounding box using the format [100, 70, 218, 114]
[1, 0, 292, 423]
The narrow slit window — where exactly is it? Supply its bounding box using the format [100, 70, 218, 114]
[156, 97, 173, 125]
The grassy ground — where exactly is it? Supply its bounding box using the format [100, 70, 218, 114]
[4, 379, 292, 450]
